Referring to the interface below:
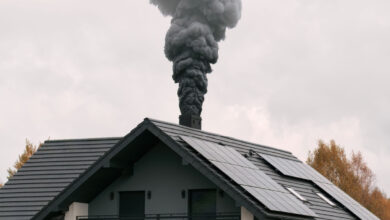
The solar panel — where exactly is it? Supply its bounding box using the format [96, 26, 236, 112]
[181, 135, 257, 169]
[259, 153, 380, 220]
[180, 136, 317, 218]
[243, 186, 313, 216]
[211, 162, 285, 191]
[260, 153, 331, 184]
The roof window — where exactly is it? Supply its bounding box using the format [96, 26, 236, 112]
[286, 187, 307, 201]
[317, 192, 336, 206]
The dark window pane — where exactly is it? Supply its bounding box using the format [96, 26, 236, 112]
[119, 191, 145, 218]
[189, 189, 216, 220]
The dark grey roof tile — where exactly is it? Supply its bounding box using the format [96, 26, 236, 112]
[21, 161, 95, 167]
[0, 137, 120, 220]
[0, 187, 62, 193]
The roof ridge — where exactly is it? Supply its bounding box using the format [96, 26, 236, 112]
[146, 117, 293, 155]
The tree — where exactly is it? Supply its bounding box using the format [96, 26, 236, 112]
[6, 139, 41, 179]
[307, 140, 390, 220]
[350, 151, 375, 205]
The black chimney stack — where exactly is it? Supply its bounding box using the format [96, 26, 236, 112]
[179, 114, 202, 129]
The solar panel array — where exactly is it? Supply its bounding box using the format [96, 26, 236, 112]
[260, 154, 331, 184]
[260, 153, 380, 220]
[180, 136, 317, 218]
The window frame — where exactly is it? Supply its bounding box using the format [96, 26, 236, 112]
[118, 191, 146, 217]
[286, 187, 307, 201]
[188, 189, 217, 216]
[316, 192, 336, 206]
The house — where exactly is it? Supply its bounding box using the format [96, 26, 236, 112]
[0, 118, 380, 220]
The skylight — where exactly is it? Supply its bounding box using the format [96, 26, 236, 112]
[287, 187, 307, 201]
[317, 192, 336, 206]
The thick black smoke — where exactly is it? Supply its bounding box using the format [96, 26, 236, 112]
[151, 0, 242, 116]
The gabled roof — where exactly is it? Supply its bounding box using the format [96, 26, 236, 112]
[0, 118, 378, 220]
[0, 138, 121, 220]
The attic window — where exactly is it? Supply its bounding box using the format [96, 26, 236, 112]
[317, 192, 336, 206]
[286, 187, 307, 201]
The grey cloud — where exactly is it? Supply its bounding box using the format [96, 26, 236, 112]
[0, 0, 389, 193]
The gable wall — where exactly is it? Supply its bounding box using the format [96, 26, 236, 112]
[89, 142, 239, 216]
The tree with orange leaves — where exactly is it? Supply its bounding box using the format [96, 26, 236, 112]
[6, 139, 41, 179]
[307, 140, 390, 220]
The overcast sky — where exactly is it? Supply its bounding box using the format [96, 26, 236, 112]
[0, 0, 389, 194]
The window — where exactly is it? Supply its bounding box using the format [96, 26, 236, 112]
[189, 189, 216, 220]
[119, 191, 145, 217]
[317, 192, 336, 206]
[286, 187, 307, 201]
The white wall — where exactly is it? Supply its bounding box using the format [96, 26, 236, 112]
[64, 202, 88, 220]
[241, 206, 254, 220]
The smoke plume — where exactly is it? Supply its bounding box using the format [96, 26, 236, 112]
[151, 0, 242, 117]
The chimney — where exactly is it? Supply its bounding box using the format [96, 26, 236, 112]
[179, 114, 202, 129]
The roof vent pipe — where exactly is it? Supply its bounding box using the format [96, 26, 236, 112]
[179, 114, 201, 130]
